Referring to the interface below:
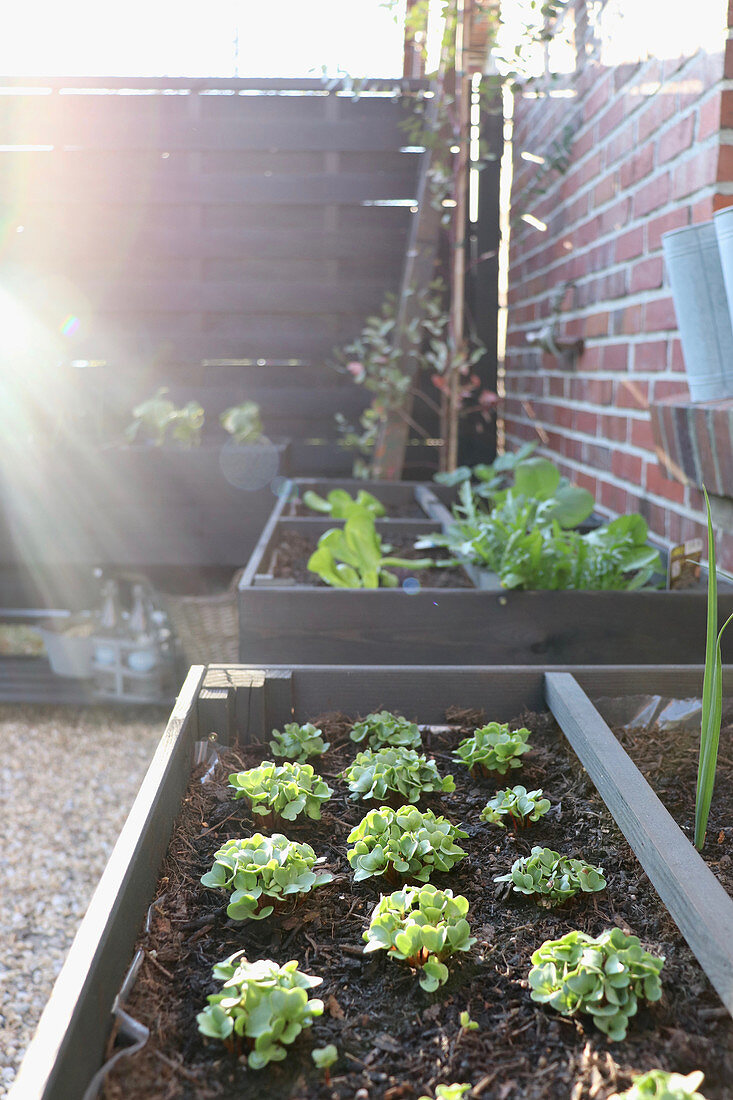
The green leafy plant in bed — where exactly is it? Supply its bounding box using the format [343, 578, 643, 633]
[344, 746, 455, 804]
[494, 846, 606, 906]
[269, 722, 329, 763]
[419, 1084, 472, 1100]
[347, 805, 468, 883]
[302, 487, 386, 519]
[351, 710, 422, 750]
[125, 386, 204, 447]
[610, 1070, 707, 1100]
[695, 488, 733, 850]
[480, 785, 550, 829]
[308, 511, 433, 588]
[453, 721, 531, 776]
[363, 883, 476, 992]
[220, 400, 266, 444]
[418, 462, 662, 590]
[200, 833, 333, 920]
[228, 761, 333, 821]
[197, 953, 323, 1068]
[528, 927, 664, 1041]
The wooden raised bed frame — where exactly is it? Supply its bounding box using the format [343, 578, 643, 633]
[11, 662, 733, 1100]
[238, 484, 733, 665]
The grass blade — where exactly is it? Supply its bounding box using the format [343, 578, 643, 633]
[695, 488, 732, 849]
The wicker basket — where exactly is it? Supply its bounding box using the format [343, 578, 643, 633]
[163, 575, 240, 666]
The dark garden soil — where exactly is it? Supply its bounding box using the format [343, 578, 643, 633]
[102, 709, 733, 1100]
[613, 719, 733, 886]
[270, 531, 474, 589]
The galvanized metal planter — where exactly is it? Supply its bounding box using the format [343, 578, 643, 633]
[11, 662, 733, 1100]
[238, 486, 733, 665]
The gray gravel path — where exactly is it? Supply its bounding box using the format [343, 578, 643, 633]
[0, 704, 165, 1097]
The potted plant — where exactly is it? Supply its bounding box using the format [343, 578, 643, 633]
[12, 662, 733, 1099]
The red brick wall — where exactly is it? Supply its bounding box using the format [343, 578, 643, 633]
[503, 0, 733, 564]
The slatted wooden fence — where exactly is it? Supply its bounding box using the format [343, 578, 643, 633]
[0, 76, 429, 471]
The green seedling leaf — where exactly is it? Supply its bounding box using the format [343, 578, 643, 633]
[528, 928, 664, 1041]
[197, 954, 323, 1067]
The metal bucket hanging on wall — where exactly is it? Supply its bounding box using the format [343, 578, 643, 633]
[662, 221, 733, 401]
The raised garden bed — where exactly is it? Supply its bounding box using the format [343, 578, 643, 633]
[0, 439, 290, 608]
[238, 490, 733, 665]
[12, 664, 733, 1100]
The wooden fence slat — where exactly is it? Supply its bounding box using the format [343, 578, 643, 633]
[0, 168, 418, 205]
[0, 117, 413, 152]
[0, 223, 408, 263]
[545, 671, 733, 1017]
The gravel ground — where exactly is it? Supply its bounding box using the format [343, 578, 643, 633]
[0, 704, 166, 1097]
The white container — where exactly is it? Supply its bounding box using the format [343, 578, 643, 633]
[38, 617, 95, 678]
[662, 221, 733, 401]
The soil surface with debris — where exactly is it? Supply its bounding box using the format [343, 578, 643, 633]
[102, 708, 733, 1100]
[0, 704, 165, 1098]
[270, 531, 473, 589]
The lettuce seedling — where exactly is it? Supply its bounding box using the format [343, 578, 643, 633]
[307, 511, 433, 588]
[228, 761, 333, 821]
[363, 883, 476, 991]
[495, 846, 606, 906]
[351, 710, 422, 750]
[312, 1043, 338, 1084]
[200, 832, 333, 920]
[610, 1070, 707, 1100]
[459, 1010, 478, 1031]
[302, 487, 386, 519]
[453, 721, 531, 776]
[419, 1085, 472, 1100]
[528, 927, 664, 1041]
[344, 746, 455, 804]
[347, 805, 468, 883]
[270, 722, 330, 763]
[125, 386, 204, 447]
[480, 786, 550, 829]
[197, 953, 323, 1069]
[220, 401, 265, 444]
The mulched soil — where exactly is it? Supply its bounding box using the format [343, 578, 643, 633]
[270, 531, 474, 589]
[102, 709, 733, 1100]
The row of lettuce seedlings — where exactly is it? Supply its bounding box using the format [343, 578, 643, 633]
[194, 711, 705, 1100]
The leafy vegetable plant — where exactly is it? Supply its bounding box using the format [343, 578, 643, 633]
[308, 512, 433, 588]
[453, 721, 532, 776]
[610, 1070, 707, 1100]
[302, 487, 386, 519]
[351, 710, 422, 750]
[125, 387, 204, 447]
[200, 833, 333, 920]
[480, 785, 550, 829]
[695, 488, 733, 850]
[344, 746, 455, 804]
[495, 846, 606, 906]
[363, 883, 476, 991]
[197, 953, 323, 1068]
[228, 761, 333, 821]
[270, 722, 329, 763]
[220, 401, 265, 444]
[418, 475, 661, 591]
[347, 805, 468, 883]
[528, 927, 664, 1041]
[419, 1085, 471, 1100]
